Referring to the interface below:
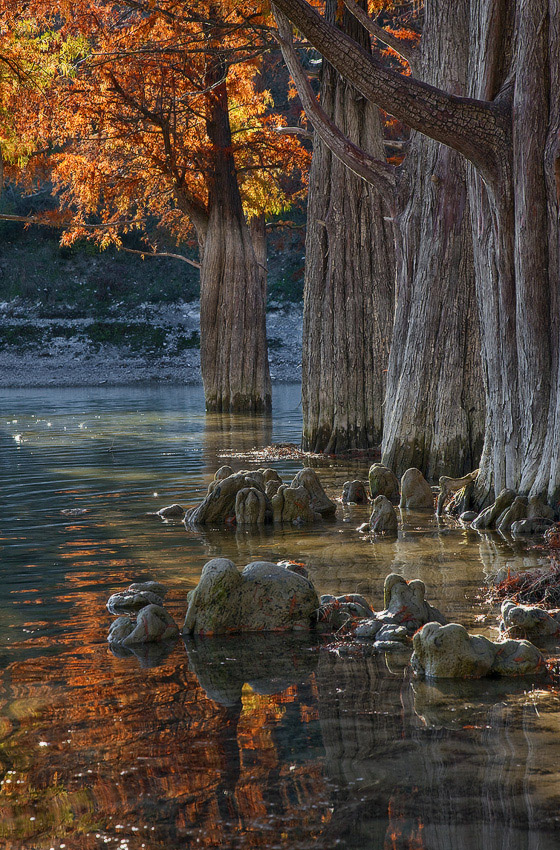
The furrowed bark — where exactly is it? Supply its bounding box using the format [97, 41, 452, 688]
[293, 0, 395, 453]
[382, 0, 484, 480]
[199, 63, 271, 413]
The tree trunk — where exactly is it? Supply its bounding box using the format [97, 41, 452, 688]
[199, 66, 271, 413]
[301, 0, 395, 454]
[381, 0, 484, 480]
[467, 0, 559, 504]
[272, 0, 560, 505]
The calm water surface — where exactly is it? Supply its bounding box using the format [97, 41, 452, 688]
[1, 385, 560, 850]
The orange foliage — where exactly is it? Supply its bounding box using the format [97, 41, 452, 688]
[1, 1, 310, 253]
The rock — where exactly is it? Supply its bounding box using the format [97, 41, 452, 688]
[108, 604, 179, 646]
[265, 479, 282, 498]
[400, 468, 434, 510]
[184, 472, 267, 526]
[411, 621, 545, 679]
[128, 581, 167, 597]
[368, 463, 400, 504]
[511, 517, 555, 535]
[437, 469, 479, 515]
[156, 504, 185, 519]
[354, 574, 446, 639]
[271, 484, 321, 525]
[290, 468, 337, 518]
[107, 589, 164, 615]
[459, 510, 478, 522]
[214, 465, 234, 480]
[496, 495, 528, 532]
[471, 488, 516, 529]
[182, 559, 320, 636]
[278, 560, 309, 578]
[501, 600, 560, 639]
[368, 495, 398, 534]
[491, 639, 546, 675]
[527, 495, 555, 520]
[234, 487, 271, 525]
[342, 480, 369, 504]
[315, 593, 373, 632]
[258, 467, 283, 485]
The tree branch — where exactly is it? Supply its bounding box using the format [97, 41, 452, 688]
[272, 9, 397, 203]
[272, 126, 313, 140]
[118, 246, 201, 267]
[342, 0, 418, 71]
[271, 0, 509, 181]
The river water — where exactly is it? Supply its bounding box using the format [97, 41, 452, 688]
[1, 385, 560, 850]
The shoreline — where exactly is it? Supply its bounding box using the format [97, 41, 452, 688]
[0, 300, 303, 388]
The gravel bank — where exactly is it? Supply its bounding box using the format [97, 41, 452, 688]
[0, 301, 303, 388]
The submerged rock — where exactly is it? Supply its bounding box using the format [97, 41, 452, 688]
[368, 463, 400, 504]
[235, 487, 271, 525]
[107, 588, 164, 615]
[182, 558, 320, 636]
[437, 469, 479, 516]
[271, 484, 321, 524]
[501, 600, 560, 639]
[108, 604, 179, 646]
[156, 504, 185, 519]
[411, 621, 545, 679]
[354, 574, 446, 641]
[342, 480, 369, 504]
[511, 517, 555, 535]
[184, 471, 266, 527]
[459, 510, 478, 522]
[400, 468, 434, 510]
[496, 496, 528, 532]
[291, 468, 337, 518]
[527, 495, 555, 520]
[471, 488, 516, 530]
[315, 593, 374, 631]
[368, 495, 398, 535]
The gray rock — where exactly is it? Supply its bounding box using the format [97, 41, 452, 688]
[107, 589, 164, 615]
[342, 480, 368, 504]
[156, 504, 185, 519]
[369, 494, 398, 534]
[368, 463, 400, 504]
[471, 488, 516, 530]
[527, 495, 555, 520]
[235, 487, 271, 525]
[501, 600, 560, 639]
[354, 574, 446, 639]
[108, 604, 179, 646]
[400, 468, 434, 510]
[214, 465, 234, 480]
[511, 517, 555, 535]
[271, 484, 321, 524]
[411, 621, 545, 679]
[184, 472, 266, 527]
[290, 468, 337, 517]
[182, 559, 320, 636]
[459, 510, 478, 522]
[127, 581, 167, 597]
[496, 496, 528, 532]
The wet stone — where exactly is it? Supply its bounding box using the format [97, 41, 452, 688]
[400, 468, 434, 510]
[368, 463, 400, 504]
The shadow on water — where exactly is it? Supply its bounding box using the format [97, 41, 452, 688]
[1, 386, 560, 849]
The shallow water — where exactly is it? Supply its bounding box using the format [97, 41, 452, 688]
[1, 385, 560, 850]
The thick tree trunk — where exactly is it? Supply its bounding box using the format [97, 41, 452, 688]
[301, 0, 395, 454]
[382, 0, 484, 480]
[199, 68, 271, 413]
[274, 0, 560, 504]
[467, 0, 559, 504]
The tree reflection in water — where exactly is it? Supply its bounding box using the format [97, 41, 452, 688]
[1, 631, 560, 849]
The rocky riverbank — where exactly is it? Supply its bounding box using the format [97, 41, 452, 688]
[0, 300, 303, 387]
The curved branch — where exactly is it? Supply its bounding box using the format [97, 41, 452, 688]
[342, 0, 417, 71]
[271, 0, 509, 181]
[273, 9, 397, 204]
[118, 246, 201, 267]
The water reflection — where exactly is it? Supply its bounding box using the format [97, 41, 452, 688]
[2, 386, 560, 850]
